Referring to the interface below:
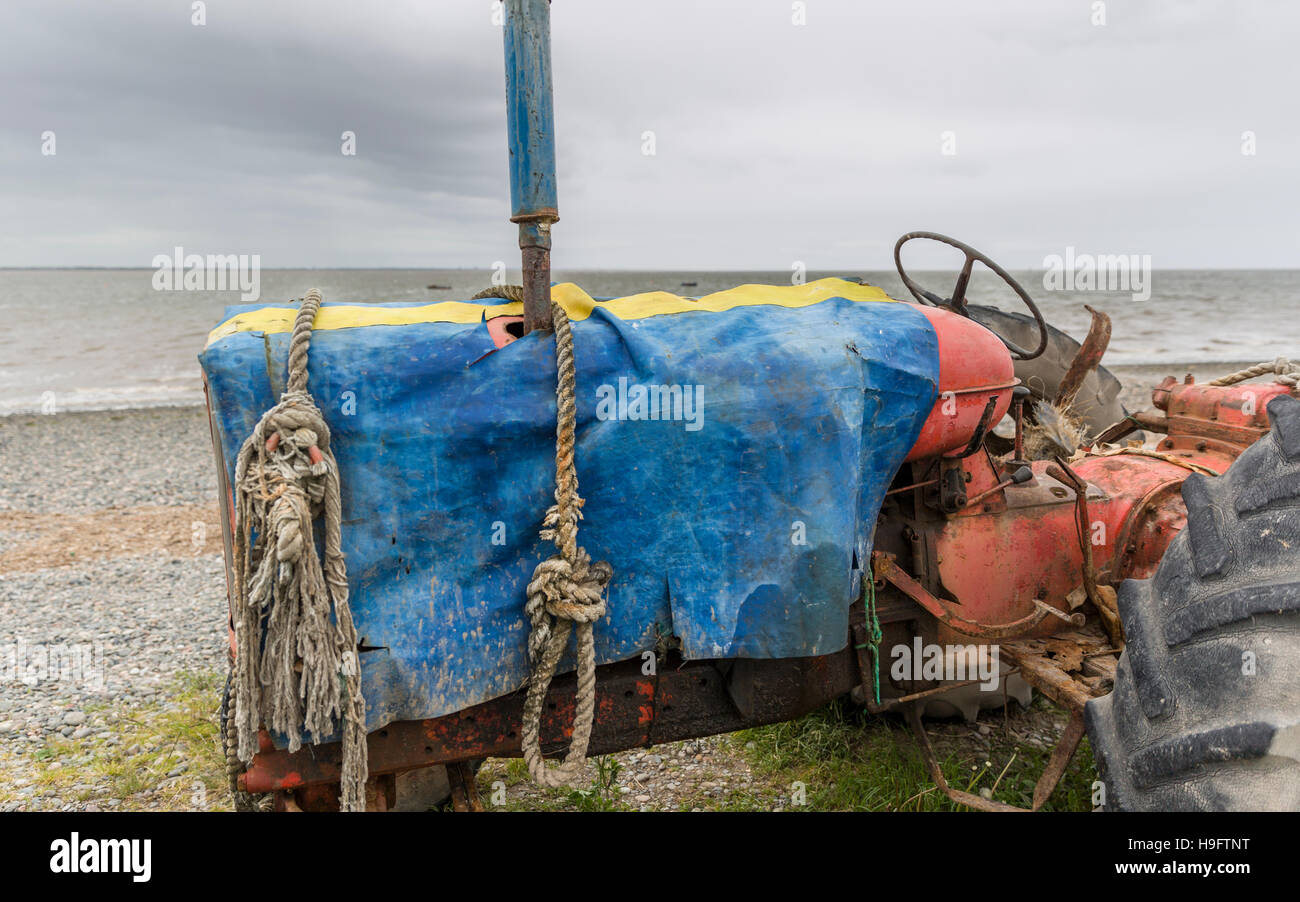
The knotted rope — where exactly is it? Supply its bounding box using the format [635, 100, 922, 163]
[230, 289, 368, 811]
[476, 286, 612, 787]
[1209, 357, 1299, 393]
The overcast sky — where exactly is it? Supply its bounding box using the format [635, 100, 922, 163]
[2, 0, 1297, 269]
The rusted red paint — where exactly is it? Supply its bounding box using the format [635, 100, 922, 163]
[906, 305, 1016, 462]
[874, 550, 1049, 638]
[1150, 380, 1290, 456]
[919, 376, 1269, 643]
[926, 449, 1221, 641]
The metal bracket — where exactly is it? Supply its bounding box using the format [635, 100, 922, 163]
[448, 761, 485, 812]
[904, 703, 1085, 812]
[872, 551, 1050, 639]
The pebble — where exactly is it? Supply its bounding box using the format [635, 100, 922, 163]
[0, 408, 216, 514]
[0, 407, 225, 811]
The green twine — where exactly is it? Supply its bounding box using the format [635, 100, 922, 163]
[855, 573, 884, 705]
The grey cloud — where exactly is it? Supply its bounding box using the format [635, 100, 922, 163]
[1, 0, 1297, 268]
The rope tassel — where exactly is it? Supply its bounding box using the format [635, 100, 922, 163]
[231, 288, 368, 811]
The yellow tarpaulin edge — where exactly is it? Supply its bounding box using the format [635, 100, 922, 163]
[204, 277, 897, 348]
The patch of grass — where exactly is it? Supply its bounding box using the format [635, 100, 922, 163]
[559, 755, 628, 812]
[504, 757, 530, 784]
[733, 696, 1096, 811]
[478, 754, 632, 811]
[2, 670, 229, 811]
[672, 786, 772, 812]
[3, 672, 1090, 813]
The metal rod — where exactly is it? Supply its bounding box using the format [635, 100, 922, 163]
[884, 477, 938, 497]
[1032, 598, 1086, 627]
[503, 0, 558, 333]
[904, 705, 1027, 813]
[865, 668, 1021, 714]
[1010, 385, 1030, 467]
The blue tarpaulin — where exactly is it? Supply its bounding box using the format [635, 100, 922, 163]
[200, 279, 939, 731]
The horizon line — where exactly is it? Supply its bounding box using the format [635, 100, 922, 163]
[3, 265, 1299, 273]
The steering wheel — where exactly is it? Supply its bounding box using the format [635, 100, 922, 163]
[893, 231, 1049, 360]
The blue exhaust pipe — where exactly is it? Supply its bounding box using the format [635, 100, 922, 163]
[503, 0, 558, 333]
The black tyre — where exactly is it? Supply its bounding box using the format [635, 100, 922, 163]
[1085, 394, 1300, 810]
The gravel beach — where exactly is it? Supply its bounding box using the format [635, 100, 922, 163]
[0, 406, 228, 810]
[0, 358, 1264, 810]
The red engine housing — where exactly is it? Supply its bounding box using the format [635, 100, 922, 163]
[884, 363, 1292, 645]
[906, 305, 1016, 462]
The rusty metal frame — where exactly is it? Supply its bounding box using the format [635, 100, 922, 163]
[904, 662, 1090, 812]
[865, 669, 1019, 715]
[448, 761, 484, 812]
[904, 704, 1086, 812]
[872, 550, 1050, 639]
[1053, 305, 1111, 411]
[999, 640, 1104, 714]
[239, 651, 859, 795]
[242, 593, 1111, 812]
[892, 589, 1111, 812]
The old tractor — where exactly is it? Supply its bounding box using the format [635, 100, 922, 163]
[204, 1, 1300, 811]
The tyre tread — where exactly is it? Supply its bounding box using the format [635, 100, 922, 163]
[1086, 395, 1300, 810]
